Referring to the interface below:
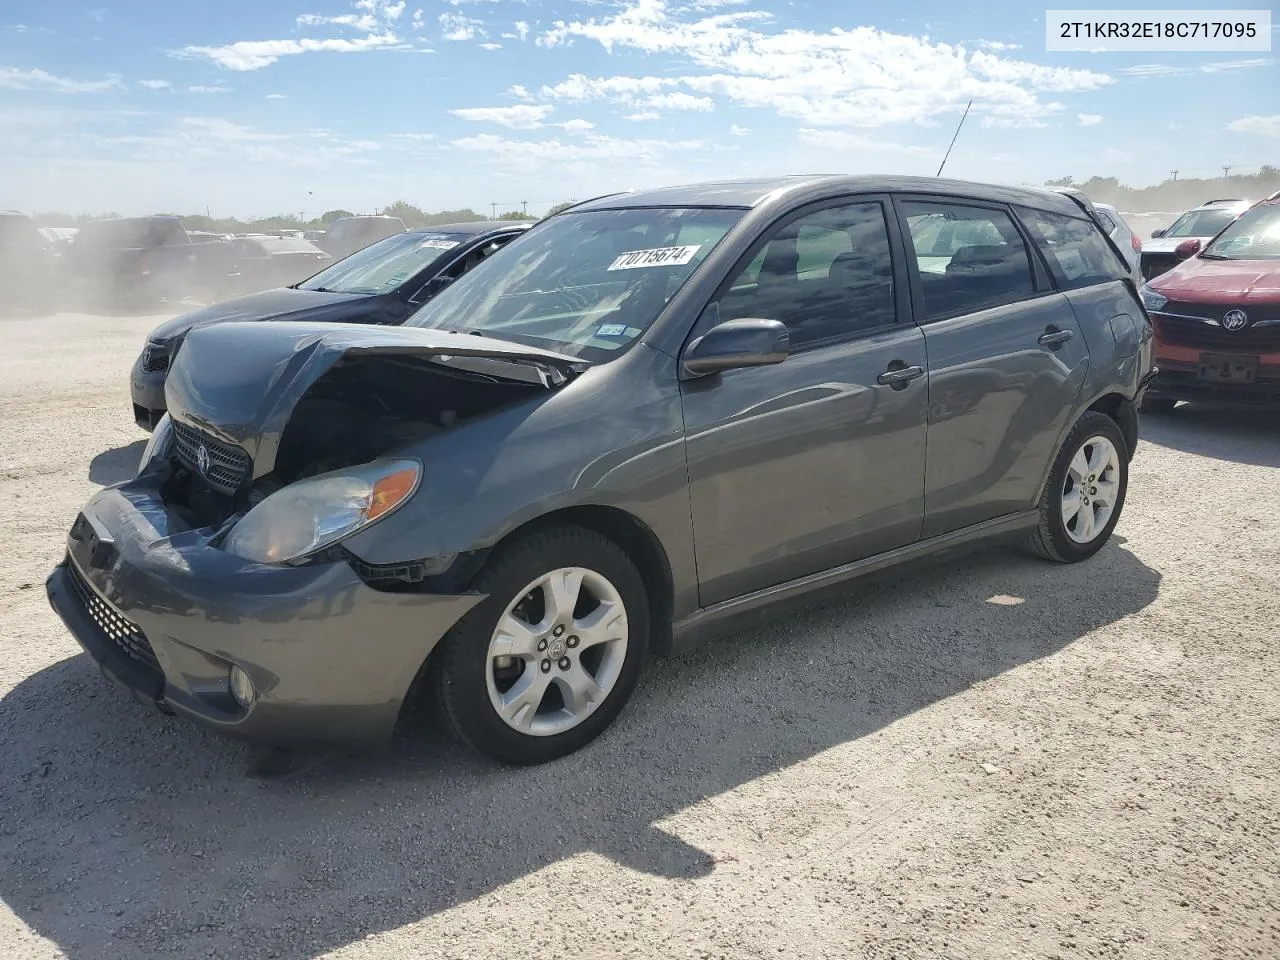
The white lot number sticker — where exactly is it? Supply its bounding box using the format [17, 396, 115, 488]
[607, 244, 702, 271]
[419, 238, 461, 250]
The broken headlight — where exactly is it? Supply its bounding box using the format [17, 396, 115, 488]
[223, 459, 421, 564]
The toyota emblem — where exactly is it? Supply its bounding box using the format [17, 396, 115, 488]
[1222, 309, 1249, 332]
[196, 444, 210, 476]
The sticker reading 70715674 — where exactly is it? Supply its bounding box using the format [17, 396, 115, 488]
[607, 244, 702, 271]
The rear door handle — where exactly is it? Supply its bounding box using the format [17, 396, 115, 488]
[877, 363, 925, 389]
[1038, 328, 1074, 349]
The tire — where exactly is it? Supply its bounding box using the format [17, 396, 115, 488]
[432, 525, 650, 765]
[1026, 411, 1129, 563]
[1140, 396, 1177, 414]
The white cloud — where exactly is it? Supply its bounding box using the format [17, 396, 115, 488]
[642, 91, 714, 111]
[623, 111, 660, 121]
[558, 118, 595, 133]
[728, 123, 749, 135]
[508, 84, 534, 101]
[797, 128, 935, 157]
[440, 12, 484, 41]
[451, 131, 705, 165]
[977, 39, 1021, 51]
[265, 93, 288, 99]
[178, 32, 405, 70]
[0, 66, 122, 93]
[515, 20, 530, 41]
[1228, 115, 1280, 138]
[1200, 58, 1272, 73]
[451, 104, 554, 128]
[1117, 64, 1189, 78]
[391, 132, 436, 140]
[1077, 113, 1102, 126]
[189, 83, 231, 93]
[138, 79, 172, 90]
[412, 8, 424, 27]
[533, 3, 1110, 128]
[480, 42, 502, 50]
[298, 12, 380, 31]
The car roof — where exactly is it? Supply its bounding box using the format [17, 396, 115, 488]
[407, 220, 533, 236]
[568, 174, 1086, 216]
[1190, 199, 1251, 211]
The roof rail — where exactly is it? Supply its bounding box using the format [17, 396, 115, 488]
[1267, 189, 1280, 202]
[1203, 198, 1243, 205]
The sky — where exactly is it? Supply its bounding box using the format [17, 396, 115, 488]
[0, 0, 1276, 218]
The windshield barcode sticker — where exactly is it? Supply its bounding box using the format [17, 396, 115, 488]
[607, 245, 702, 271]
[419, 239, 460, 250]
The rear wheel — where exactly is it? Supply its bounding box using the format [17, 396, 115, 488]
[433, 525, 649, 765]
[1027, 412, 1128, 563]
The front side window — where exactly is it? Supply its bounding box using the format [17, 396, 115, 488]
[1164, 208, 1238, 238]
[1017, 206, 1131, 289]
[902, 201, 1034, 320]
[1202, 203, 1280, 260]
[298, 231, 470, 295]
[716, 201, 897, 348]
[405, 208, 743, 362]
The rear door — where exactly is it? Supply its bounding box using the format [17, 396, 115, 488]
[681, 196, 929, 606]
[895, 196, 1090, 538]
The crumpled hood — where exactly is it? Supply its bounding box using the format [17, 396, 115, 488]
[1147, 257, 1280, 305]
[146, 287, 371, 342]
[165, 320, 584, 478]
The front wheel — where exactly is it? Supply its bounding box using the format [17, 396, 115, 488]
[1027, 412, 1129, 563]
[433, 526, 650, 765]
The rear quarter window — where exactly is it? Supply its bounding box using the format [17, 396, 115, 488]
[1015, 207, 1130, 290]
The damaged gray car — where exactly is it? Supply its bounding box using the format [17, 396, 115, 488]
[47, 175, 1152, 765]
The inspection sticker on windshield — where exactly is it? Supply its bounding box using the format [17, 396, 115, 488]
[419, 239, 461, 250]
[607, 244, 702, 271]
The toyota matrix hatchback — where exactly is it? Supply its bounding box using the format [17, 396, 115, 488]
[48, 176, 1152, 765]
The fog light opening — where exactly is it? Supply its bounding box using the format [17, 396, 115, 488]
[229, 665, 256, 708]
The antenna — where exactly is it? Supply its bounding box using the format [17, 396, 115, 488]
[936, 100, 973, 178]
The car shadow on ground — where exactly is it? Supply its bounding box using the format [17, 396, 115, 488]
[0, 541, 1160, 960]
[1141, 403, 1280, 468]
[88, 441, 147, 487]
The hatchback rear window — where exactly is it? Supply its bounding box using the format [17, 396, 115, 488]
[1016, 207, 1131, 289]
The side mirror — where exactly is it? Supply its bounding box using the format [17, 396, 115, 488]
[1174, 238, 1201, 260]
[682, 318, 789, 377]
[1150, 228, 1166, 238]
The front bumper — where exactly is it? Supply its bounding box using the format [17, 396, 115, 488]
[1149, 315, 1280, 406]
[45, 478, 482, 747]
[130, 355, 167, 431]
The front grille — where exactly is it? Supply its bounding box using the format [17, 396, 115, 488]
[172, 420, 252, 494]
[1155, 310, 1280, 352]
[66, 559, 163, 674]
[141, 343, 169, 373]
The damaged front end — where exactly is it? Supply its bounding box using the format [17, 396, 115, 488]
[143, 320, 585, 559]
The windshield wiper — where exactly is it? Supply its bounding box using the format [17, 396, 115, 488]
[1198, 253, 1230, 260]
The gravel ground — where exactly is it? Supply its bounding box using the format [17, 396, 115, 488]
[1, 311, 1277, 960]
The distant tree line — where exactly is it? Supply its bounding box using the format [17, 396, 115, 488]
[28, 198, 575, 232]
[1045, 166, 1280, 212]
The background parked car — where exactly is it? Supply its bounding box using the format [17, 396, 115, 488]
[318, 215, 407, 260]
[0, 211, 55, 313]
[129, 220, 532, 429]
[1139, 191, 1280, 410]
[1092, 202, 1143, 279]
[59, 215, 231, 308]
[1141, 199, 1251, 280]
[208, 235, 333, 301]
[37, 226, 79, 256]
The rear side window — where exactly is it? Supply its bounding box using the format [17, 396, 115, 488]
[901, 201, 1035, 321]
[1095, 210, 1117, 233]
[1016, 207, 1130, 289]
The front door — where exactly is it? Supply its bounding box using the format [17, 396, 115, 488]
[895, 197, 1090, 538]
[680, 197, 929, 607]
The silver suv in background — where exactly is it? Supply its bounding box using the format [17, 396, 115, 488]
[1092, 203, 1143, 280]
[1141, 198, 1251, 280]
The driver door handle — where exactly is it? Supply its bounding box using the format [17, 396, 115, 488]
[1038, 327, 1074, 349]
[877, 363, 925, 388]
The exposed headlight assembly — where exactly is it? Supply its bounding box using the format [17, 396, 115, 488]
[137, 412, 175, 476]
[223, 459, 421, 564]
[1138, 284, 1168, 312]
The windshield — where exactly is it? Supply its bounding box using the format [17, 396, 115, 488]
[297, 231, 468, 295]
[1202, 203, 1280, 260]
[405, 207, 744, 362]
[1164, 208, 1237, 238]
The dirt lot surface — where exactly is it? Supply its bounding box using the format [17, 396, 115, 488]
[1, 311, 1277, 960]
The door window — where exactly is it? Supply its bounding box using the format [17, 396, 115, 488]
[717, 201, 897, 349]
[902, 201, 1035, 320]
[1016, 206, 1132, 289]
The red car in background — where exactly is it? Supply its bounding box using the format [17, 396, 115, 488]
[1139, 191, 1280, 410]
